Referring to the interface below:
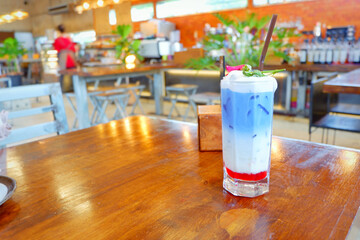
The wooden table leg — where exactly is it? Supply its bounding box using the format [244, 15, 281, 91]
[153, 71, 164, 115]
[73, 75, 91, 129]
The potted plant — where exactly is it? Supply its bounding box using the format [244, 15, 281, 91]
[112, 24, 143, 64]
[186, 13, 301, 70]
[0, 37, 26, 86]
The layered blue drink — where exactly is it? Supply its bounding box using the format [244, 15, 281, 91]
[221, 70, 277, 197]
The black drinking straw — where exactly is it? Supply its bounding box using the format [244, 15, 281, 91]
[259, 14, 278, 71]
[220, 56, 225, 80]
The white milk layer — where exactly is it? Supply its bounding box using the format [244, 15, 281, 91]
[221, 70, 278, 93]
[222, 128, 272, 174]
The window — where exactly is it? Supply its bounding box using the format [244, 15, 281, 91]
[156, 0, 247, 19]
[253, 0, 304, 5]
[131, 3, 154, 22]
[109, 9, 117, 26]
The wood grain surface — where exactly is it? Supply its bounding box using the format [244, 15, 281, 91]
[323, 69, 360, 94]
[0, 116, 360, 239]
[198, 105, 222, 151]
[59, 63, 178, 77]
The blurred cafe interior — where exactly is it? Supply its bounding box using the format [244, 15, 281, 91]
[0, 0, 360, 239]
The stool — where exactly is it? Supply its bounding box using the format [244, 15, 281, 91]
[191, 92, 220, 105]
[93, 91, 129, 124]
[65, 91, 101, 130]
[114, 83, 146, 115]
[166, 84, 198, 121]
[88, 83, 146, 116]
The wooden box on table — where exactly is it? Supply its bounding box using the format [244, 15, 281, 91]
[197, 105, 222, 151]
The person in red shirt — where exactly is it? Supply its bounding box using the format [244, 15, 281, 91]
[53, 24, 77, 89]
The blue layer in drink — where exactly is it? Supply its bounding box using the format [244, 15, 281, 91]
[221, 74, 276, 181]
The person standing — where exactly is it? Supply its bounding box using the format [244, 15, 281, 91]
[53, 24, 77, 89]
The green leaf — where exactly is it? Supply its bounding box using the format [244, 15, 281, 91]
[214, 13, 234, 27]
[132, 40, 141, 51]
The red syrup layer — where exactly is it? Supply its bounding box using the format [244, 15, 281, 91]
[226, 167, 267, 181]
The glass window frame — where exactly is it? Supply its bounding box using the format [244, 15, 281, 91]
[253, 0, 309, 6]
[131, 2, 155, 22]
[155, 0, 248, 19]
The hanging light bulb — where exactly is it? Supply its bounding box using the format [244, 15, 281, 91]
[2, 14, 14, 22]
[11, 10, 29, 20]
[125, 55, 136, 64]
[97, 0, 104, 7]
[74, 5, 84, 14]
[83, 1, 90, 10]
[113, 0, 120, 3]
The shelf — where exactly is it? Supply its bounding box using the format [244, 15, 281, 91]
[264, 64, 360, 72]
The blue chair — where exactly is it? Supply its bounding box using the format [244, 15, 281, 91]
[0, 83, 69, 148]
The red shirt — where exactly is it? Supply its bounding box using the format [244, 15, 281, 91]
[53, 36, 76, 52]
[53, 36, 76, 68]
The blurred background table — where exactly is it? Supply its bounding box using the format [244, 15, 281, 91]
[0, 116, 359, 239]
[323, 68, 360, 94]
[59, 62, 177, 129]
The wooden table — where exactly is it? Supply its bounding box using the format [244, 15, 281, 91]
[1, 116, 360, 239]
[323, 68, 360, 94]
[59, 63, 177, 129]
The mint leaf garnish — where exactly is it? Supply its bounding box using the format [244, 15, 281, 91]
[242, 64, 285, 77]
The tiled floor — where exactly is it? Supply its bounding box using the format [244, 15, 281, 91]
[10, 95, 360, 149]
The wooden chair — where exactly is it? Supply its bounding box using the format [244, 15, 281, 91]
[0, 83, 69, 148]
[309, 73, 360, 144]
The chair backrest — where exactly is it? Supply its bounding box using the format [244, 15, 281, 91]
[0, 83, 69, 148]
[309, 73, 338, 133]
[0, 77, 12, 88]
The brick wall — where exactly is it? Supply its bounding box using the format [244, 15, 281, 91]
[132, 0, 360, 48]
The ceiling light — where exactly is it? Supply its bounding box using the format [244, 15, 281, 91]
[11, 10, 29, 20]
[2, 14, 14, 22]
[97, 0, 104, 7]
[74, 5, 84, 14]
[83, 2, 90, 9]
[113, 0, 120, 3]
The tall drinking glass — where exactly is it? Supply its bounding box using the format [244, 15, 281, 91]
[221, 71, 277, 197]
